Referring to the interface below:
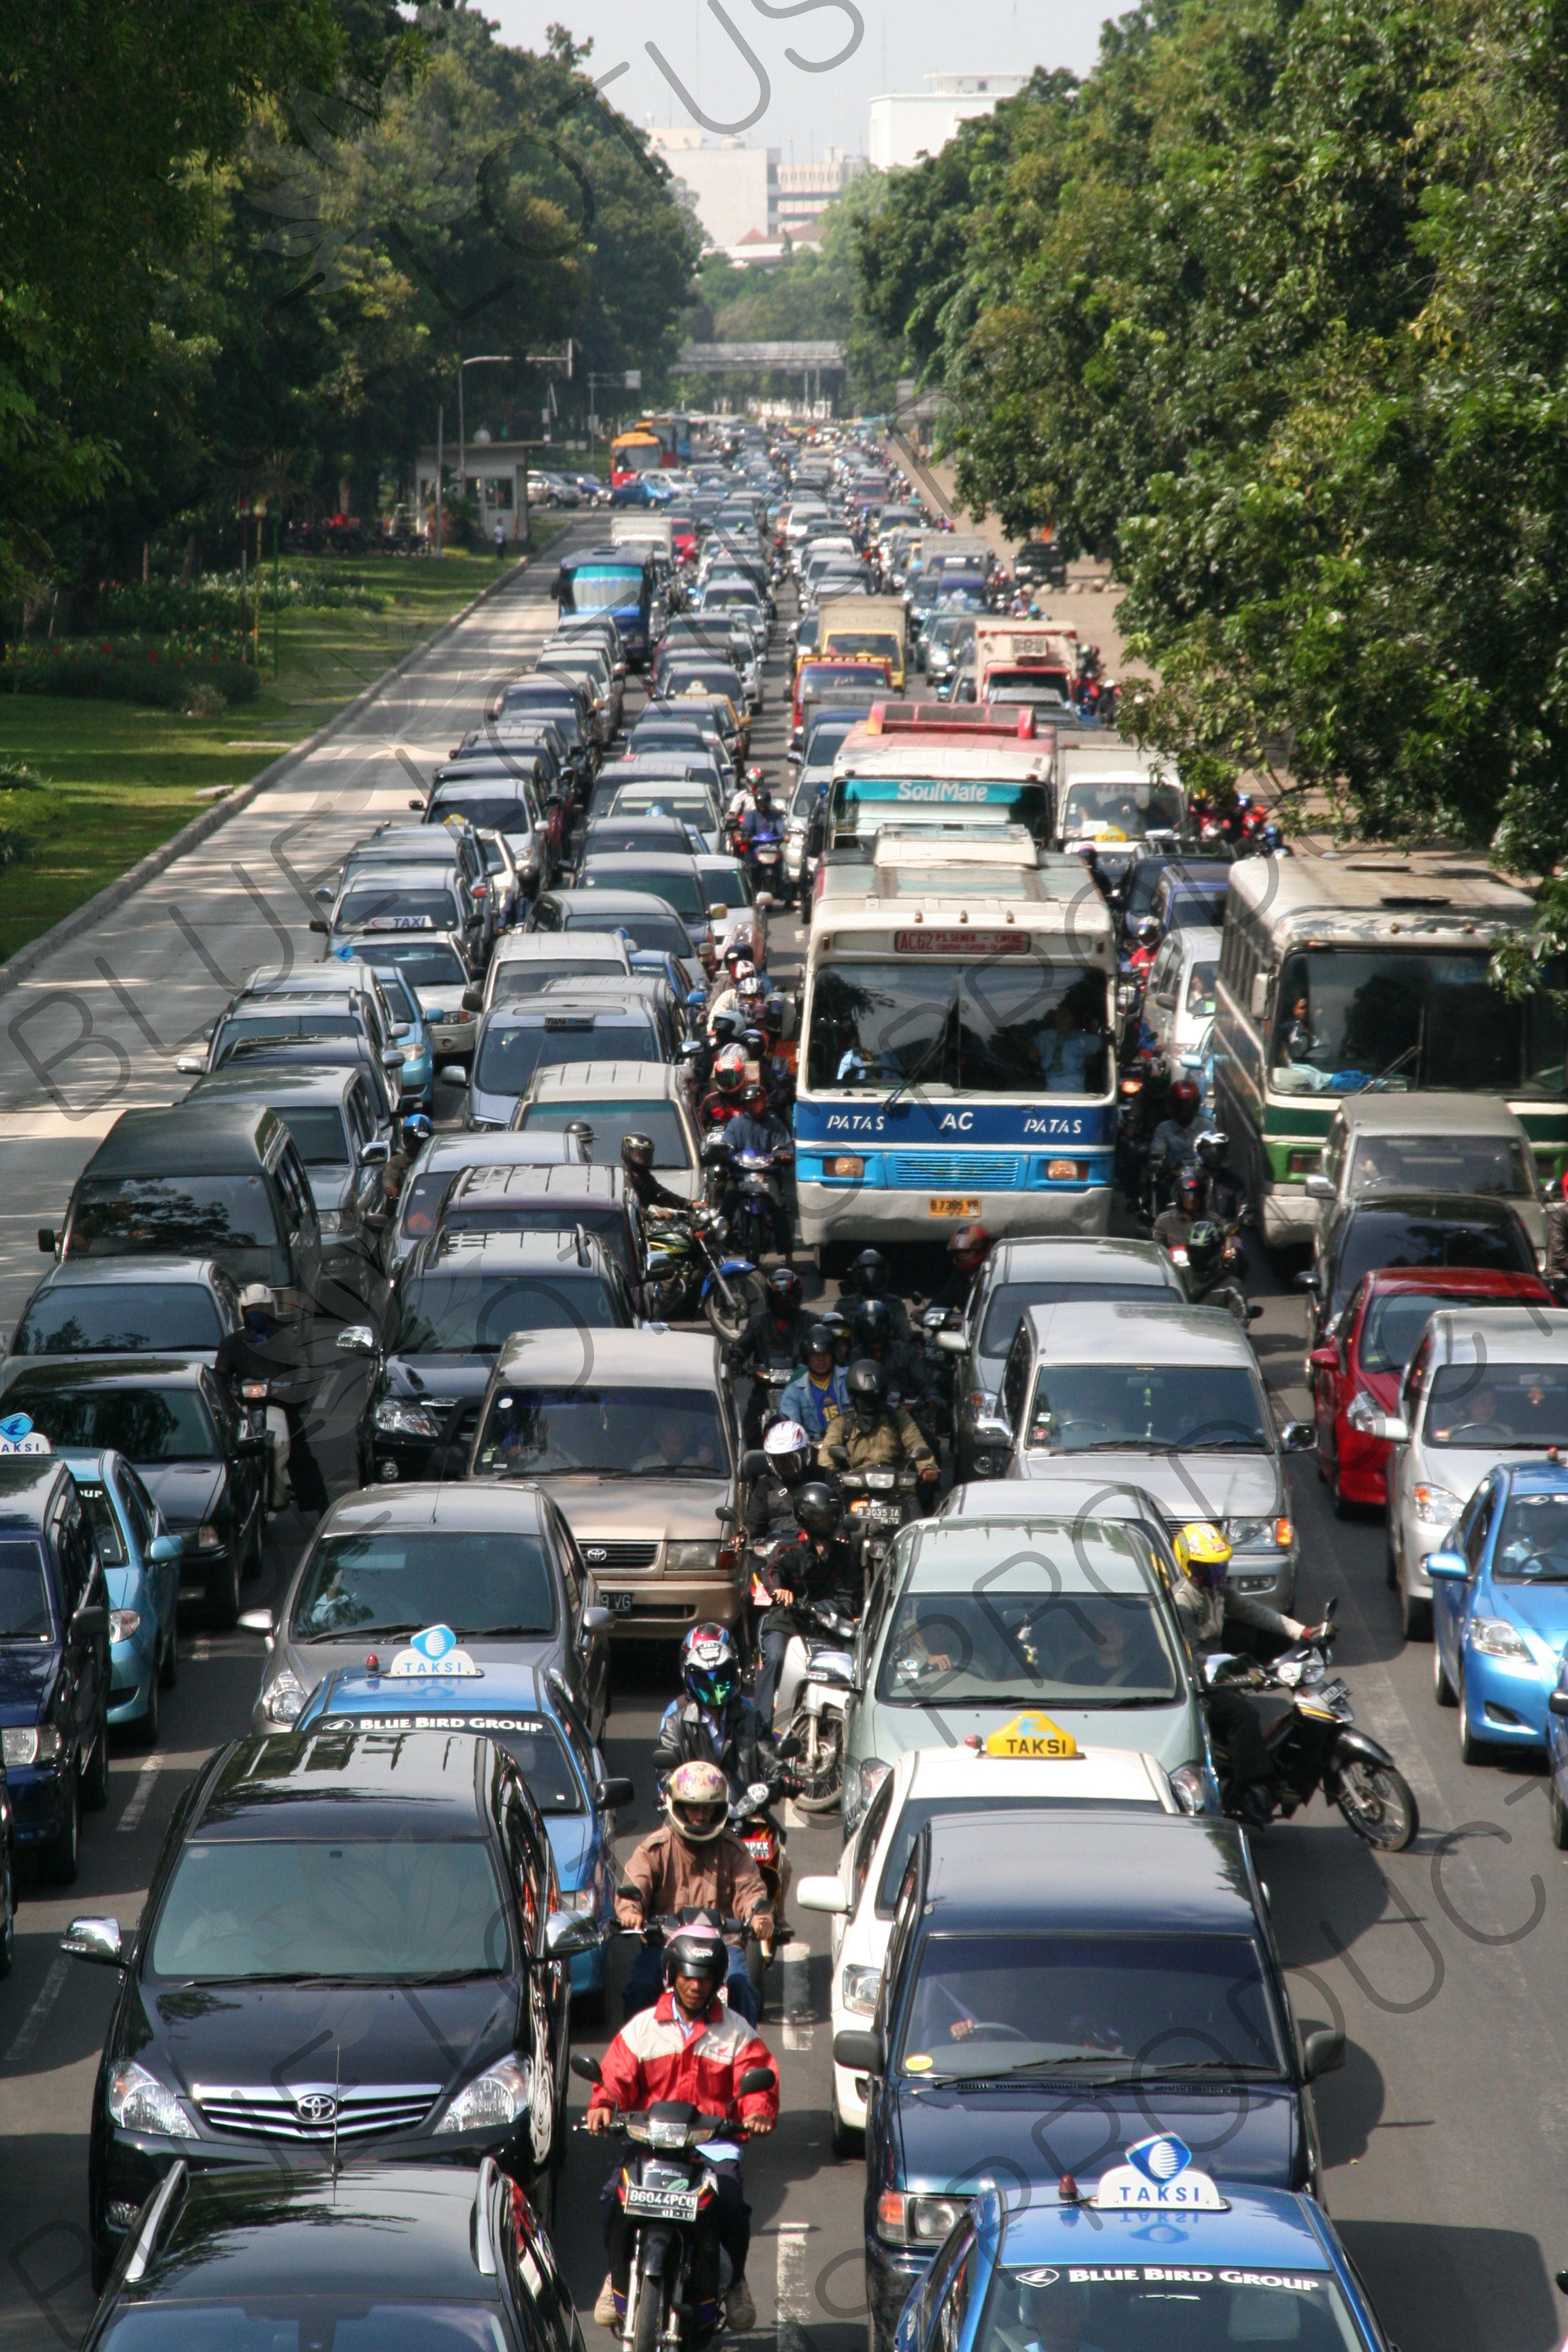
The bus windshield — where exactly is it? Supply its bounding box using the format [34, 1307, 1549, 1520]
[830, 774, 1049, 846]
[1269, 947, 1568, 1096]
[561, 566, 646, 615]
[805, 962, 1109, 1096]
[1060, 778, 1184, 838]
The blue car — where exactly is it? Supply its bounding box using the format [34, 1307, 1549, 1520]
[293, 1644, 632, 2012]
[896, 2173, 1390, 2352]
[62, 1450, 183, 1748]
[334, 947, 434, 1110]
[1428, 1463, 1568, 1763]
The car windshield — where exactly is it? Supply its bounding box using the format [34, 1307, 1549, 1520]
[1024, 1364, 1271, 1452]
[1336, 1207, 1535, 1298]
[1269, 945, 1568, 1096]
[474, 1017, 654, 1098]
[474, 1384, 727, 1477]
[293, 1528, 556, 1639]
[806, 962, 1111, 1098]
[69, 1176, 280, 1256]
[975, 2264, 1360, 2351]
[1348, 1133, 1533, 1198]
[101, 2307, 521, 2352]
[148, 1838, 508, 1981]
[564, 912, 691, 958]
[1490, 1490, 1568, 1582]
[830, 777, 1049, 847]
[1060, 779, 1184, 837]
[1358, 1286, 1491, 1371]
[363, 940, 472, 990]
[1162, 889, 1227, 931]
[430, 796, 534, 836]
[977, 1281, 1171, 1360]
[10, 1385, 218, 1461]
[338, 887, 459, 930]
[583, 865, 705, 920]
[515, 1102, 690, 1168]
[1424, 1362, 1568, 1448]
[276, 1110, 352, 1168]
[899, 1930, 1283, 2078]
[13, 1282, 223, 1355]
[877, 1795, 1154, 1918]
[879, 1584, 1179, 1708]
[0, 1537, 52, 1639]
[493, 960, 629, 1000]
[394, 1271, 620, 1354]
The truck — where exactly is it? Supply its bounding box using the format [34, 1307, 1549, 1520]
[957, 617, 1079, 706]
[608, 512, 674, 559]
[818, 594, 909, 691]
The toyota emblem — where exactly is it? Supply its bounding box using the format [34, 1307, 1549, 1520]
[295, 2092, 338, 2123]
[585, 1547, 607, 1563]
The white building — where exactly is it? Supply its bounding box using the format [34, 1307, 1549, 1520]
[648, 127, 779, 250]
[776, 149, 864, 235]
[868, 72, 1028, 172]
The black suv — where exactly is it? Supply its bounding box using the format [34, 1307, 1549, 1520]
[0, 1453, 109, 1884]
[69, 1727, 600, 2285]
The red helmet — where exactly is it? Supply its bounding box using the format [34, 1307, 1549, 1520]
[1171, 1077, 1201, 1116]
[947, 1222, 992, 1274]
[713, 1045, 747, 1094]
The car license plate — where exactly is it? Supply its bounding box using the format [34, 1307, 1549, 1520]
[928, 1196, 981, 1218]
[623, 2185, 700, 2221]
[606, 1591, 635, 1616]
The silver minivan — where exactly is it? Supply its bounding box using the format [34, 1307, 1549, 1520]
[1377, 1305, 1568, 1636]
[1000, 1300, 1313, 1607]
[1304, 1093, 1548, 1261]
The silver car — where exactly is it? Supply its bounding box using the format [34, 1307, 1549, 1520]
[1380, 1305, 1568, 1637]
[1303, 1092, 1548, 1262]
[1000, 1300, 1313, 1607]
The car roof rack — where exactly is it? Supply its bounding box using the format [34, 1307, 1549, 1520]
[125, 2159, 189, 2283]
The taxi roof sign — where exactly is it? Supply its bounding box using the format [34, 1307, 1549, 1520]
[0, 1413, 49, 1455]
[1092, 2134, 1229, 2212]
[385, 1624, 483, 1679]
[984, 1711, 1079, 1761]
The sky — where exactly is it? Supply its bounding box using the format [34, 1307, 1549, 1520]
[484, 0, 1114, 163]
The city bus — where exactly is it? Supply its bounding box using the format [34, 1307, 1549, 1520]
[554, 545, 663, 667]
[1212, 850, 1568, 1247]
[608, 414, 691, 488]
[794, 875, 1118, 1266]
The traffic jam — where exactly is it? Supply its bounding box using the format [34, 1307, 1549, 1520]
[3, 419, 1565, 2352]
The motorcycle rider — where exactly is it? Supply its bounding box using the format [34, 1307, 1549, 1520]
[730, 1274, 811, 1443]
[927, 1222, 992, 1316]
[1147, 1073, 1204, 1198]
[818, 1357, 939, 1488]
[1171, 1522, 1312, 1824]
[616, 1758, 774, 2025]
[721, 1081, 793, 1264]
[698, 1043, 750, 1130]
[654, 1624, 775, 1793]
[754, 1481, 860, 1731]
[740, 1414, 815, 1551]
[779, 1323, 849, 1441]
[587, 1915, 774, 2340]
[1195, 1126, 1247, 1223]
[1152, 1168, 1205, 1259]
[1182, 1219, 1254, 1327]
[621, 1132, 688, 1215]
[835, 1245, 915, 1342]
[214, 1284, 328, 1517]
[850, 1296, 926, 1399]
[706, 951, 757, 1036]
[380, 1109, 434, 1211]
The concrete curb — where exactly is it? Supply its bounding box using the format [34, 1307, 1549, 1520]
[0, 550, 545, 1005]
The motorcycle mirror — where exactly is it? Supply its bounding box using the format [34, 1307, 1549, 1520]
[737, 2067, 776, 2097]
[1246, 1303, 1264, 1322]
[774, 1734, 802, 1761]
[828, 1445, 850, 1469]
[570, 2051, 604, 2085]
[739, 1449, 768, 1480]
[715, 1504, 737, 1524]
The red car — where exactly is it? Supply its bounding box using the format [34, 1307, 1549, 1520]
[1311, 1264, 1555, 1516]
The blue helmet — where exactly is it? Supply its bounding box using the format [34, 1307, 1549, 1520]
[681, 1622, 738, 1710]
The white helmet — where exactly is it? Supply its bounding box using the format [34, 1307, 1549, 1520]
[764, 1419, 811, 1482]
[664, 1758, 730, 1844]
[238, 1284, 276, 1316]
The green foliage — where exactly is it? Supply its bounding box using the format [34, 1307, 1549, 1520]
[3, 639, 261, 709]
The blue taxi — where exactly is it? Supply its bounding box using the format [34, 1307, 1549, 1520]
[61, 1450, 184, 1748]
[1426, 1462, 1568, 1761]
[896, 2167, 1390, 2352]
[293, 1633, 632, 2010]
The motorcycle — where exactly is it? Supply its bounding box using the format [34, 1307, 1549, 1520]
[728, 1146, 789, 1264]
[744, 829, 784, 897]
[832, 1460, 921, 1579]
[730, 1778, 794, 2012]
[770, 1594, 859, 1814]
[570, 2048, 776, 2352]
[642, 1206, 760, 1342]
[1205, 1603, 1419, 1850]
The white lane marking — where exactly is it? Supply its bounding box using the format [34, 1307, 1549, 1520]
[118, 1754, 165, 1833]
[781, 1936, 813, 2053]
[774, 2220, 811, 2347]
[782, 1799, 808, 1831]
[191, 1636, 211, 1663]
[4, 1955, 70, 2064]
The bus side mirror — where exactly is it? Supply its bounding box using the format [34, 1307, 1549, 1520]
[1250, 973, 1269, 1020]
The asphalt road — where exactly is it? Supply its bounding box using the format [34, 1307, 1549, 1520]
[0, 552, 1563, 2352]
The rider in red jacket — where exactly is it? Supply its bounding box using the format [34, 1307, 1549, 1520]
[588, 1919, 778, 2338]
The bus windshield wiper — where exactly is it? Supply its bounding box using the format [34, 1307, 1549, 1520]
[884, 1021, 953, 1112]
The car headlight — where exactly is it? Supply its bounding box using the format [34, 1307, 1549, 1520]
[402, 1041, 425, 1064]
[840, 1964, 881, 2016]
[108, 2061, 197, 2140]
[436, 2057, 532, 2134]
[2, 1726, 61, 1767]
[374, 1397, 442, 1439]
[1226, 1518, 1293, 1550]
[197, 1523, 222, 1552]
[1470, 1615, 1531, 1661]
[263, 1669, 307, 1724]
[317, 1210, 344, 1235]
[843, 1757, 889, 1834]
[666, 1541, 719, 1573]
[1414, 1484, 1460, 1526]
[875, 2191, 968, 2246]
[558, 1888, 598, 1914]
[1345, 1389, 1384, 1434]
[109, 1610, 142, 1646]
[1168, 1762, 1209, 1815]
[448, 1009, 473, 1025]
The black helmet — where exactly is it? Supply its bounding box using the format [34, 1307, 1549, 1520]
[1195, 1128, 1230, 1173]
[1186, 1218, 1224, 1282]
[853, 1297, 894, 1350]
[662, 1915, 729, 1996]
[849, 1247, 889, 1298]
[806, 1321, 836, 1360]
[768, 1265, 802, 1315]
[1174, 1169, 1204, 1217]
[820, 1309, 853, 1361]
[845, 1358, 887, 1424]
[794, 1480, 841, 1537]
[621, 1132, 655, 1173]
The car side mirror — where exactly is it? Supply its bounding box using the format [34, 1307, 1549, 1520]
[175, 1054, 206, 1076]
[1246, 1302, 1264, 1322]
[1303, 1173, 1335, 1200]
[238, 1607, 275, 1637]
[833, 2027, 883, 2075]
[1368, 1413, 1409, 1444]
[1309, 1346, 1339, 1371]
[408, 796, 425, 812]
[1302, 2027, 1345, 2082]
[309, 918, 329, 936]
[1278, 1422, 1315, 1453]
[148, 1534, 184, 1565]
[336, 1325, 377, 1356]
[797, 1875, 851, 1916]
[61, 1916, 122, 1966]
[1294, 1269, 1320, 1290]
[934, 1329, 968, 1355]
[71, 1603, 108, 1639]
[595, 1776, 635, 1809]
[1549, 1689, 1568, 1717]
[438, 1064, 468, 1087]
[359, 1140, 391, 1166]
[715, 1504, 737, 1525]
[580, 1607, 614, 1635]
[542, 1908, 604, 1962]
[1424, 1549, 1467, 1583]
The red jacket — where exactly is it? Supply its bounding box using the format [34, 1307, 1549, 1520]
[589, 1992, 779, 2129]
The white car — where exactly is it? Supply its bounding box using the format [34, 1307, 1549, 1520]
[796, 1739, 1181, 2148]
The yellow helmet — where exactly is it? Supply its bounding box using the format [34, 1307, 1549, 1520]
[1175, 1521, 1232, 1589]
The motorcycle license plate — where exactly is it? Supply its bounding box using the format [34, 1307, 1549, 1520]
[606, 1591, 635, 1616]
[624, 2185, 701, 2221]
[928, 1196, 981, 1218]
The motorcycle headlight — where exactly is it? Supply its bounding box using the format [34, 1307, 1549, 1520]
[374, 1397, 442, 1439]
[263, 1669, 307, 1725]
[108, 2061, 197, 2140]
[1471, 1615, 1531, 1661]
[109, 1610, 142, 1646]
[666, 1541, 719, 1573]
[840, 1964, 881, 2016]
[1414, 1484, 1460, 1526]
[2, 1726, 61, 1767]
[436, 2057, 532, 2134]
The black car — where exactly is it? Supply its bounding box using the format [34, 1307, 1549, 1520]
[0, 1452, 110, 1883]
[7, 1255, 243, 1366]
[355, 1226, 636, 1485]
[184, 1065, 393, 1305]
[840, 1810, 1342, 2352]
[1305, 1188, 1541, 1353]
[83, 2161, 588, 2352]
[0, 1359, 266, 1625]
[68, 1727, 600, 2285]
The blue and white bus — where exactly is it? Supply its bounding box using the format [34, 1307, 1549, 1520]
[794, 871, 1118, 1264]
[554, 546, 663, 668]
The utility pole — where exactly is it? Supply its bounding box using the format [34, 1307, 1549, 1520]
[435, 405, 444, 557]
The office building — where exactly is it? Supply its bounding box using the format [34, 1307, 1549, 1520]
[648, 127, 779, 249]
[868, 72, 1028, 172]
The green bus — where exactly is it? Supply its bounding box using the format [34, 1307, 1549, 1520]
[1211, 851, 1568, 1249]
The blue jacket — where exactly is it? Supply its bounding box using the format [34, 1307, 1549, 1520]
[779, 1364, 848, 1439]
